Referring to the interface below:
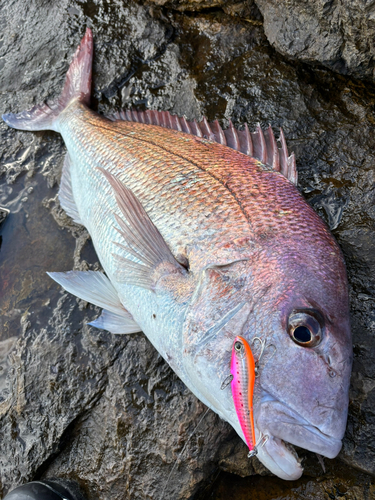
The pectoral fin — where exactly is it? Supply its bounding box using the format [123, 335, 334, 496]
[47, 270, 141, 334]
[99, 169, 187, 290]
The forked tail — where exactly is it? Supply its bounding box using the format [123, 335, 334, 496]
[2, 28, 93, 132]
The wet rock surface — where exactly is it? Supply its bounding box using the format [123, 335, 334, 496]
[0, 1, 374, 499]
[253, 0, 375, 81]
[202, 457, 375, 500]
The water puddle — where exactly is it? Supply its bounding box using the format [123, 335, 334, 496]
[0, 134, 79, 399]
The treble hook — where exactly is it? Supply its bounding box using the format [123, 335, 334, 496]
[247, 433, 269, 458]
[252, 337, 266, 362]
[251, 337, 276, 377]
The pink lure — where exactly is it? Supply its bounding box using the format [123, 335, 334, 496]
[231, 335, 256, 452]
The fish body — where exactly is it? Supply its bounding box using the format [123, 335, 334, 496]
[231, 336, 256, 452]
[2, 29, 352, 480]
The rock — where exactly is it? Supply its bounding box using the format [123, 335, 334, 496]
[206, 458, 375, 499]
[0, 0, 374, 499]
[146, 0, 252, 13]
[254, 0, 375, 80]
[0, 208, 9, 227]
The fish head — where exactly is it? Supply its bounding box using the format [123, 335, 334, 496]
[252, 241, 352, 479]
[181, 241, 352, 480]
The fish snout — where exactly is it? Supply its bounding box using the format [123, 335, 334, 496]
[256, 397, 344, 461]
[311, 391, 349, 441]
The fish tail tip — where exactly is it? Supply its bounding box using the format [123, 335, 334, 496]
[2, 112, 26, 129]
[84, 27, 93, 41]
[2, 29, 93, 133]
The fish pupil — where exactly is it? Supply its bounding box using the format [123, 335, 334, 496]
[293, 326, 311, 343]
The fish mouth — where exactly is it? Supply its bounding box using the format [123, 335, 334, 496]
[254, 391, 343, 480]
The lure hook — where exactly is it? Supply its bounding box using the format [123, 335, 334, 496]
[251, 337, 276, 377]
[247, 433, 269, 458]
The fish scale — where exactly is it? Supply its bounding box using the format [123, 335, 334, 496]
[62, 108, 254, 267]
[64, 104, 337, 276]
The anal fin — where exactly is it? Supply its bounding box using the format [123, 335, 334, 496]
[47, 270, 141, 334]
[58, 153, 83, 224]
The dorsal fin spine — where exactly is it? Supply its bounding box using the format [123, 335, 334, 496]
[211, 120, 226, 145]
[279, 128, 289, 177]
[256, 124, 267, 165]
[172, 115, 182, 132]
[152, 110, 160, 126]
[105, 108, 297, 184]
[267, 125, 280, 172]
[180, 116, 191, 134]
[244, 123, 253, 156]
[200, 117, 215, 141]
[230, 120, 240, 151]
[145, 110, 152, 125]
[288, 153, 298, 185]
[191, 120, 203, 137]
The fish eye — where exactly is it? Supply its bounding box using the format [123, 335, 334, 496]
[234, 341, 243, 352]
[288, 312, 322, 347]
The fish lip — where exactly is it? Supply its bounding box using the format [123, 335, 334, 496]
[256, 389, 343, 459]
[256, 435, 303, 481]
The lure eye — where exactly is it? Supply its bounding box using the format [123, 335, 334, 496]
[288, 312, 322, 347]
[234, 341, 243, 352]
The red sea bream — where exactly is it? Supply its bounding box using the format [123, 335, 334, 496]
[2, 29, 352, 480]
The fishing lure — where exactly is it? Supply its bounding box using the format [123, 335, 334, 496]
[230, 335, 257, 455]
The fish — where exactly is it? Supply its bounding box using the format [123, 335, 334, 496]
[230, 336, 257, 453]
[2, 28, 352, 480]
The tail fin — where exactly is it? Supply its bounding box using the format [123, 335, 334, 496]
[2, 28, 93, 132]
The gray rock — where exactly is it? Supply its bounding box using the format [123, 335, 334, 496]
[0, 0, 374, 499]
[255, 0, 375, 80]
[0, 208, 9, 227]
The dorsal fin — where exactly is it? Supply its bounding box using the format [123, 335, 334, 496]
[105, 109, 298, 185]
